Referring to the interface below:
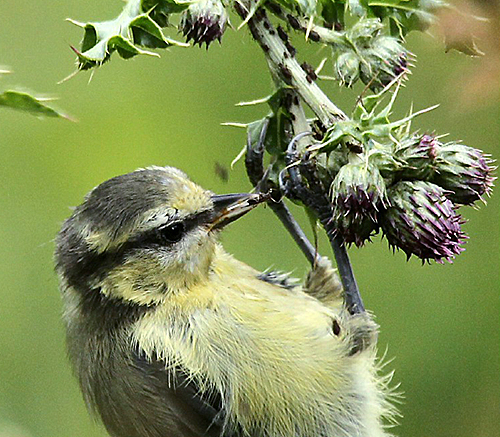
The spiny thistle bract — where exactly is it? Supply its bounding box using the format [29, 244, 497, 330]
[334, 52, 360, 88]
[330, 161, 388, 247]
[395, 133, 439, 180]
[381, 181, 467, 263]
[359, 36, 409, 91]
[432, 142, 495, 205]
[180, 0, 228, 48]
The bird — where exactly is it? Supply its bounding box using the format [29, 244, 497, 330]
[54, 165, 396, 437]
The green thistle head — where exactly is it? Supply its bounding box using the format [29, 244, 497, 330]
[432, 142, 495, 205]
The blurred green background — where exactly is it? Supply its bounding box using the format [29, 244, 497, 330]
[0, 1, 498, 437]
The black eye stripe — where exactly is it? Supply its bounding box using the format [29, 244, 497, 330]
[126, 210, 214, 250]
[62, 210, 216, 292]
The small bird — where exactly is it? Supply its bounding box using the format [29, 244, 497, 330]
[55, 166, 395, 437]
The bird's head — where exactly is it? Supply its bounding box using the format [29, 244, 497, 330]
[55, 166, 266, 306]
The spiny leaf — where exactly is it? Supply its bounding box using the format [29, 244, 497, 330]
[69, 0, 188, 71]
[0, 90, 69, 119]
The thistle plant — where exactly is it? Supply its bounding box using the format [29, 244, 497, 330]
[67, 0, 494, 312]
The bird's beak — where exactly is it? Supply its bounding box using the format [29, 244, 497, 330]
[209, 192, 269, 231]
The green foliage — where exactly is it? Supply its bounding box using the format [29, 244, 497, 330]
[68, 0, 447, 73]
[0, 91, 68, 118]
[0, 69, 67, 118]
[316, 0, 445, 37]
[64, 0, 492, 259]
[69, 0, 189, 70]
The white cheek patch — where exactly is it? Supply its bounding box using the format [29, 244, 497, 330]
[97, 228, 217, 305]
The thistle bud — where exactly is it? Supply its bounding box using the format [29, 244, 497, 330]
[334, 52, 360, 87]
[382, 181, 466, 263]
[369, 147, 401, 180]
[395, 133, 439, 180]
[349, 19, 383, 43]
[330, 162, 388, 246]
[360, 36, 408, 91]
[180, 0, 228, 48]
[432, 142, 495, 205]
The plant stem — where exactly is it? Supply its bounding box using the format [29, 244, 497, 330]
[244, 118, 318, 265]
[285, 92, 365, 314]
[235, 1, 364, 314]
[268, 200, 318, 265]
[234, 2, 346, 127]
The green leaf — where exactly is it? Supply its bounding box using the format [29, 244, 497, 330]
[320, 0, 345, 27]
[69, 0, 188, 71]
[368, 0, 444, 35]
[0, 90, 69, 119]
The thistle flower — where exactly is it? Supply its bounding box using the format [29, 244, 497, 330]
[360, 36, 409, 91]
[432, 142, 495, 205]
[395, 133, 439, 180]
[381, 181, 466, 263]
[330, 162, 388, 246]
[180, 0, 228, 48]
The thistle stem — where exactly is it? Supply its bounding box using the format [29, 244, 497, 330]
[329, 236, 365, 314]
[285, 95, 365, 314]
[234, 2, 346, 127]
[268, 201, 318, 266]
[244, 119, 318, 265]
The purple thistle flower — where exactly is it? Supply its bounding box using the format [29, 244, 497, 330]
[330, 162, 388, 247]
[432, 142, 495, 205]
[382, 181, 467, 263]
[180, 0, 228, 48]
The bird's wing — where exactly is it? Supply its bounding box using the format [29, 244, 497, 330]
[257, 270, 299, 290]
[131, 350, 226, 437]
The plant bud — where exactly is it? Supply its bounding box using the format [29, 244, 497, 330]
[330, 162, 387, 246]
[327, 148, 349, 175]
[432, 142, 495, 205]
[395, 133, 439, 180]
[334, 52, 360, 87]
[382, 181, 466, 263]
[349, 19, 383, 43]
[180, 0, 228, 48]
[369, 146, 401, 180]
[360, 36, 408, 91]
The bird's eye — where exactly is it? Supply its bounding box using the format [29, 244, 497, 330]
[158, 222, 185, 244]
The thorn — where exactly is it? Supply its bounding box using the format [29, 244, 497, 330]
[57, 69, 79, 84]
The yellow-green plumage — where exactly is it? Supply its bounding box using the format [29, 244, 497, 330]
[132, 247, 393, 437]
[55, 166, 397, 437]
